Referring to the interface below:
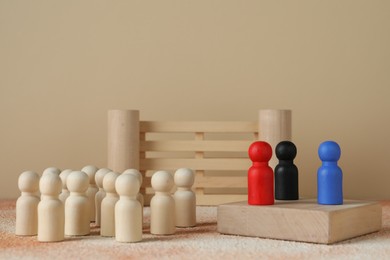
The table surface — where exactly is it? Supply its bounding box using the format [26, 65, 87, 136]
[1, 200, 390, 259]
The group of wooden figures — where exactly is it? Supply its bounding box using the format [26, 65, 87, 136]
[248, 140, 343, 205]
[15, 139, 343, 242]
[15, 166, 196, 243]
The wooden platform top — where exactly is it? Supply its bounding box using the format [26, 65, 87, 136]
[223, 199, 379, 212]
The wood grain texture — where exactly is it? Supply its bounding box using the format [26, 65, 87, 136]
[197, 194, 247, 206]
[140, 140, 253, 152]
[110, 109, 291, 206]
[140, 158, 250, 171]
[142, 176, 248, 188]
[194, 176, 246, 188]
[140, 121, 258, 133]
[217, 199, 382, 244]
[107, 110, 140, 173]
[195, 132, 205, 196]
[258, 109, 292, 169]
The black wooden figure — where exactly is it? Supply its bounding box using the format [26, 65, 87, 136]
[275, 141, 298, 200]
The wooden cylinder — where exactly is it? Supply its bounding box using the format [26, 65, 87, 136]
[108, 110, 140, 173]
[258, 109, 292, 169]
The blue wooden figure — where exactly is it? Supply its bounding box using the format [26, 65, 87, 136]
[317, 140, 343, 205]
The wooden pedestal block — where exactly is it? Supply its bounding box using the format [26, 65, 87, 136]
[217, 199, 382, 244]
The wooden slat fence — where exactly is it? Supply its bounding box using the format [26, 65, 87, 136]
[139, 121, 257, 205]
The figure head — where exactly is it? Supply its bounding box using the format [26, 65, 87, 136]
[102, 171, 120, 193]
[42, 167, 61, 176]
[67, 171, 89, 193]
[18, 171, 39, 193]
[40, 172, 62, 196]
[116, 173, 140, 197]
[318, 140, 341, 162]
[174, 168, 194, 188]
[123, 169, 143, 186]
[248, 141, 272, 162]
[151, 171, 174, 192]
[275, 141, 297, 161]
[81, 165, 99, 184]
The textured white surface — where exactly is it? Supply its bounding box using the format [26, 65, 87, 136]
[1, 200, 390, 259]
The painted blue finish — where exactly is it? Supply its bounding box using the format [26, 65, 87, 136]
[317, 141, 343, 205]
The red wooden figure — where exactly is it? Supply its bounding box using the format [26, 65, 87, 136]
[248, 141, 274, 205]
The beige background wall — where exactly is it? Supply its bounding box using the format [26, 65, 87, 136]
[1, 1, 389, 199]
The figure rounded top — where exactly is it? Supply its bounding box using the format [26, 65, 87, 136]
[67, 171, 89, 193]
[151, 171, 173, 192]
[318, 140, 341, 162]
[81, 165, 99, 184]
[40, 173, 62, 196]
[123, 169, 143, 186]
[18, 171, 39, 193]
[102, 171, 120, 193]
[174, 168, 194, 188]
[275, 141, 297, 161]
[42, 167, 61, 176]
[116, 173, 140, 197]
[248, 141, 272, 163]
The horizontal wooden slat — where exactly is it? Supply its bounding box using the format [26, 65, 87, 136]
[143, 176, 247, 188]
[140, 140, 253, 152]
[196, 194, 247, 205]
[140, 121, 258, 133]
[140, 158, 251, 171]
[194, 176, 247, 188]
[142, 194, 247, 206]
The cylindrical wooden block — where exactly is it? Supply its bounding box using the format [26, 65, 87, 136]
[108, 110, 140, 173]
[258, 109, 292, 169]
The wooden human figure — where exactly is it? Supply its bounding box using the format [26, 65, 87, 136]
[65, 171, 90, 236]
[317, 140, 343, 205]
[40, 167, 61, 200]
[115, 173, 142, 243]
[248, 141, 274, 205]
[101, 171, 120, 237]
[123, 169, 144, 226]
[174, 168, 196, 227]
[37, 173, 64, 242]
[275, 141, 299, 200]
[94, 168, 111, 226]
[150, 171, 175, 235]
[123, 169, 144, 209]
[81, 165, 99, 222]
[16, 171, 40, 236]
[59, 169, 72, 203]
